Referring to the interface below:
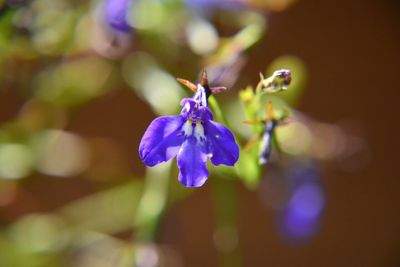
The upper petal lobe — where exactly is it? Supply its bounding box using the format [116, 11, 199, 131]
[139, 115, 185, 166]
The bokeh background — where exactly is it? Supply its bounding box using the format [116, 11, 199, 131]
[0, 0, 399, 266]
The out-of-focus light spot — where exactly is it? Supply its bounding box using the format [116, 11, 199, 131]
[137, 163, 169, 220]
[276, 121, 312, 156]
[326, 119, 370, 172]
[184, 0, 246, 9]
[281, 206, 320, 242]
[77, 13, 132, 59]
[311, 123, 346, 160]
[60, 181, 143, 234]
[29, 0, 76, 55]
[287, 115, 371, 170]
[32, 28, 61, 54]
[9, 214, 70, 253]
[134, 162, 170, 232]
[206, 53, 246, 88]
[291, 184, 324, 218]
[34, 129, 90, 177]
[122, 52, 157, 88]
[233, 19, 266, 51]
[136, 243, 159, 267]
[0, 143, 34, 179]
[278, 161, 325, 243]
[122, 52, 184, 115]
[281, 185, 324, 241]
[70, 233, 128, 267]
[213, 226, 239, 253]
[130, 1, 165, 30]
[186, 18, 218, 55]
[18, 100, 67, 131]
[34, 57, 113, 106]
[337, 135, 370, 173]
[142, 70, 184, 114]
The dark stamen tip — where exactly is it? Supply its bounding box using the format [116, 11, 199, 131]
[200, 69, 209, 88]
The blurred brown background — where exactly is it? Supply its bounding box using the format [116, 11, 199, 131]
[161, 0, 400, 266]
[1, 0, 399, 266]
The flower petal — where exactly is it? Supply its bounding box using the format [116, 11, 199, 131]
[139, 115, 185, 166]
[204, 120, 239, 166]
[177, 136, 209, 187]
[197, 106, 213, 121]
[180, 98, 197, 118]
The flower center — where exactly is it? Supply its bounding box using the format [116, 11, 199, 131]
[182, 119, 206, 142]
[183, 119, 194, 136]
[194, 120, 205, 142]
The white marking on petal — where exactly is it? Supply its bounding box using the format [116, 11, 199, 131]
[182, 120, 193, 136]
[194, 121, 205, 142]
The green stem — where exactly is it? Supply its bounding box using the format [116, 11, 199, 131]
[208, 97, 242, 266]
[211, 177, 241, 267]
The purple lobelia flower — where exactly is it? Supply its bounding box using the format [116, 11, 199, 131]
[103, 0, 132, 33]
[139, 71, 239, 187]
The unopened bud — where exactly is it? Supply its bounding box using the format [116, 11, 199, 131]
[260, 69, 291, 93]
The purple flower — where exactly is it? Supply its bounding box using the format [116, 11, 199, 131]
[184, 0, 247, 9]
[139, 75, 239, 187]
[103, 0, 132, 33]
[278, 161, 325, 243]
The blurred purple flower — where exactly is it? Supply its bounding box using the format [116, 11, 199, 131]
[184, 0, 247, 9]
[278, 161, 325, 243]
[103, 0, 132, 33]
[139, 79, 239, 187]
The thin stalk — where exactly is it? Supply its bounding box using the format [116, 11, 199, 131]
[211, 177, 241, 267]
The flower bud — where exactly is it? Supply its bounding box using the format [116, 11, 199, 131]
[261, 69, 291, 93]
